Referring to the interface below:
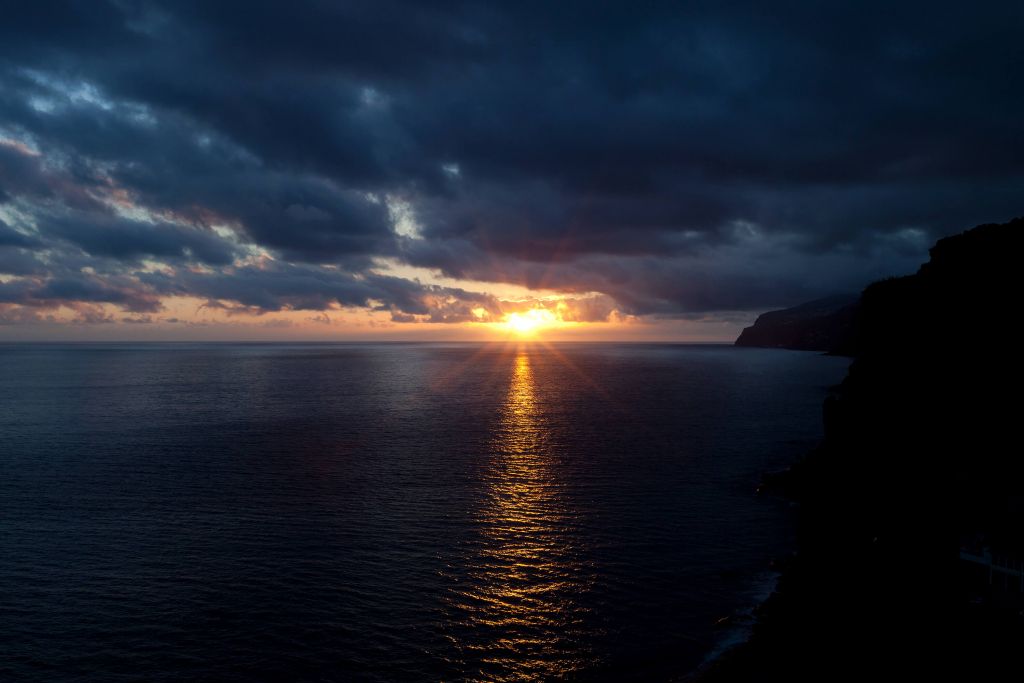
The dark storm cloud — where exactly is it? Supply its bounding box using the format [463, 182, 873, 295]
[0, 219, 40, 248]
[0, 0, 1021, 322]
[139, 264, 383, 313]
[0, 139, 104, 212]
[0, 74, 398, 265]
[33, 275, 161, 311]
[0, 272, 161, 312]
[43, 214, 239, 265]
[137, 262, 502, 321]
[405, 227, 928, 315]
[0, 248, 46, 275]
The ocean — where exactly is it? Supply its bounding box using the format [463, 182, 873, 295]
[0, 342, 849, 681]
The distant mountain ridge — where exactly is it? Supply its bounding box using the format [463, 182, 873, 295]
[734, 294, 859, 354]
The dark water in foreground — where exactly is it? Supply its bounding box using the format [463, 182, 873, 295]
[0, 343, 848, 681]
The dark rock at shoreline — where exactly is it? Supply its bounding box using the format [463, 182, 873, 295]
[709, 216, 1024, 681]
[735, 295, 859, 354]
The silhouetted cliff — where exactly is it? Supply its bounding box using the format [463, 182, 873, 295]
[734, 294, 858, 354]
[706, 216, 1024, 681]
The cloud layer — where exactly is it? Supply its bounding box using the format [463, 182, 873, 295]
[1, 1, 1021, 333]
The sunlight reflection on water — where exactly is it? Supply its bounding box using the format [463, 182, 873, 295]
[445, 347, 594, 680]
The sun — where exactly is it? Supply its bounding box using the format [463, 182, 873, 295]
[503, 308, 557, 336]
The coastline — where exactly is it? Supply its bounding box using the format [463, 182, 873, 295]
[682, 568, 784, 681]
[682, 473, 808, 681]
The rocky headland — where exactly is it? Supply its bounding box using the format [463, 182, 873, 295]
[704, 217, 1024, 680]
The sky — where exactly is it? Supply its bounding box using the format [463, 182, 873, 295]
[1, 1, 1022, 341]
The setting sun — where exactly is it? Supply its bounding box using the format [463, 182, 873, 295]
[503, 308, 558, 336]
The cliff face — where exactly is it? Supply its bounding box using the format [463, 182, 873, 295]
[837, 217, 1024, 551]
[814, 217, 1024, 674]
[708, 216, 1024, 681]
[734, 295, 858, 354]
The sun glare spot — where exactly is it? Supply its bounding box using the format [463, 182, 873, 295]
[503, 308, 557, 336]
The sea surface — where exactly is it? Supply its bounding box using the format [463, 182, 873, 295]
[0, 342, 849, 681]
